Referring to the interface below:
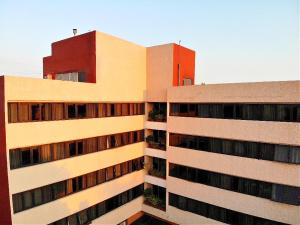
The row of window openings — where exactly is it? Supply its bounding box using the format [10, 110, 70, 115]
[169, 193, 287, 225]
[8, 102, 145, 123]
[169, 133, 300, 164]
[49, 184, 144, 225]
[169, 163, 300, 206]
[10, 130, 144, 169]
[170, 103, 300, 122]
[12, 157, 144, 213]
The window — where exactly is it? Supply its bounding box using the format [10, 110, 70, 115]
[169, 133, 300, 164]
[52, 103, 64, 120]
[41, 103, 52, 121]
[170, 103, 300, 123]
[10, 130, 145, 169]
[121, 161, 129, 175]
[86, 172, 97, 188]
[31, 104, 40, 121]
[169, 163, 300, 206]
[224, 105, 234, 119]
[42, 186, 53, 203]
[8, 103, 18, 123]
[18, 103, 29, 122]
[97, 169, 106, 184]
[169, 193, 288, 225]
[78, 210, 88, 225]
[77, 141, 84, 155]
[114, 164, 121, 178]
[106, 167, 114, 181]
[21, 149, 31, 166]
[53, 182, 66, 199]
[77, 104, 86, 118]
[23, 191, 33, 209]
[69, 142, 76, 156]
[68, 104, 76, 118]
[32, 148, 40, 164]
[13, 194, 23, 213]
[33, 188, 42, 206]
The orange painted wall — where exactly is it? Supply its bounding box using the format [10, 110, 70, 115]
[173, 44, 195, 86]
[0, 76, 12, 225]
[43, 31, 96, 83]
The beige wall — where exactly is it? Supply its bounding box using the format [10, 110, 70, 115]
[168, 177, 300, 225]
[146, 44, 174, 102]
[168, 117, 300, 146]
[7, 116, 144, 149]
[144, 148, 166, 159]
[10, 142, 144, 193]
[168, 81, 300, 103]
[95, 31, 146, 102]
[145, 121, 167, 131]
[144, 174, 166, 188]
[12, 170, 145, 225]
[168, 146, 300, 187]
[142, 203, 226, 225]
[90, 197, 143, 225]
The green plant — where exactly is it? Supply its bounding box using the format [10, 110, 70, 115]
[144, 188, 162, 206]
[144, 188, 153, 197]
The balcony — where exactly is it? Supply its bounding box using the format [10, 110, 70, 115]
[147, 102, 167, 122]
[146, 157, 166, 179]
[144, 184, 166, 211]
[145, 130, 166, 150]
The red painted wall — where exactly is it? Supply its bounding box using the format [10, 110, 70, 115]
[173, 44, 195, 86]
[43, 31, 96, 83]
[0, 76, 12, 225]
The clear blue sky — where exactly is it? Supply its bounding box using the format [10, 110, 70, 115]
[0, 0, 299, 84]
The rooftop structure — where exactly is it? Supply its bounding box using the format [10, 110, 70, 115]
[0, 30, 299, 225]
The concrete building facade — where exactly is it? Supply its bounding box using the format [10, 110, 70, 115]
[0, 31, 299, 225]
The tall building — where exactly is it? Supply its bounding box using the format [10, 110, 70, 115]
[0, 31, 299, 225]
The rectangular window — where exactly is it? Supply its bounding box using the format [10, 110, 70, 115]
[52, 143, 65, 161]
[114, 164, 121, 178]
[13, 194, 23, 213]
[21, 149, 31, 166]
[30, 104, 41, 121]
[86, 104, 97, 118]
[40, 145, 51, 162]
[77, 104, 86, 118]
[42, 186, 53, 203]
[52, 103, 64, 120]
[69, 142, 76, 156]
[77, 141, 84, 155]
[106, 167, 114, 181]
[41, 103, 52, 121]
[97, 169, 106, 184]
[33, 188, 42, 206]
[23, 191, 33, 209]
[8, 103, 18, 123]
[52, 182, 66, 199]
[67, 104, 76, 119]
[18, 103, 30, 122]
[32, 148, 40, 164]
[86, 172, 97, 188]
